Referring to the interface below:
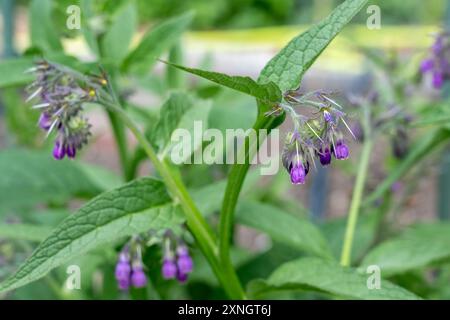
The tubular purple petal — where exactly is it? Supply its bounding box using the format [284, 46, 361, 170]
[289, 163, 306, 184]
[162, 259, 177, 279]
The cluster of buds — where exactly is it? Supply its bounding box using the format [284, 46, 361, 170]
[161, 232, 193, 283]
[268, 89, 353, 185]
[114, 230, 194, 291]
[420, 32, 450, 89]
[26, 61, 97, 160]
[115, 242, 147, 291]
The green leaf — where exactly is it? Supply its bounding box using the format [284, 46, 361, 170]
[236, 201, 333, 259]
[101, 2, 138, 63]
[122, 11, 194, 73]
[190, 170, 261, 216]
[158, 99, 212, 162]
[0, 224, 51, 242]
[321, 213, 378, 263]
[248, 257, 420, 300]
[258, 0, 367, 91]
[0, 178, 183, 293]
[79, 0, 100, 56]
[164, 62, 282, 104]
[1, 87, 40, 146]
[150, 92, 193, 152]
[0, 150, 112, 215]
[29, 0, 62, 52]
[365, 128, 450, 204]
[360, 223, 450, 276]
[0, 58, 34, 88]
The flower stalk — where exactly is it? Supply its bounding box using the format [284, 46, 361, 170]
[340, 104, 372, 267]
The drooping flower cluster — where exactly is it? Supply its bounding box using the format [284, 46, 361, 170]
[26, 61, 96, 160]
[114, 230, 194, 291]
[270, 89, 353, 185]
[115, 243, 147, 290]
[420, 32, 450, 89]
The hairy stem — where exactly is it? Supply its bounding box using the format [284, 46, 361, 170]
[219, 114, 280, 282]
[106, 110, 130, 180]
[340, 137, 373, 267]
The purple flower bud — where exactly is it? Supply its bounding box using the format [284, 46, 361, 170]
[334, 141, 349, 160]
[38, 113, 52, 130]
[432, 37, 444, 55]
[66, 145, 76, 158]
[176, 271, 188, 283]
[118, 278, 130, 291]
[52, 141, 66, 160]
[420, 59, 434, 74]
[176, 245, 193, 274]
[323, 110, 333, 123]
[432, 71, 444, 89]
[162, 259, 177, 279]
[289, 162, 306, 184]
[318, 147, 332, 166]
[115, 257, 131, 291]
[115, 261, 131, 282]
[131, 266, 147, 288]
[177, 255, 193, 275]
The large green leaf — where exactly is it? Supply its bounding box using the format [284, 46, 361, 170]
[0, 150, 115, 215]
[122, 12, 194, 73]
[248, 257, 420, 299]
[236, 202, 333, 259]
[101, 2, 138, 63]
[0, 224, 51, 242]
[164, 62, 282, 104]
[365, 128, 450, 204]
[360, 223, 450, 276]
[258, 0, 367, 91]
[0, 178, 183, 293]
[29, 0, 62, 53]
[321, 213, 378, 263]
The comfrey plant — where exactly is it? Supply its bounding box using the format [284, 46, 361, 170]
[5, 0, 439, 301]
[273, 90, 353, 185]
[420, 31, 450, 89]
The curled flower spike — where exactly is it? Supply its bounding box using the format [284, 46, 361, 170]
[420, 32, 450, 89]
[273, 89, 353, 185]
[26, 60, 95, 160]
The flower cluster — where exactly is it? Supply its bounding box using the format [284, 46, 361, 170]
[26, 61, 96, 160]
[270, 89, 353, 185]
[420, 32, 450, 89]
[115, 243, 147, 291]
[114, 231, 194, 291]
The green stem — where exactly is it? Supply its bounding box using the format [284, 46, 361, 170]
[218, 114, 279, 282]
[106, 102, 245, 299]
[106, 110, 129, 180]
[340, 137, 373, 267]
